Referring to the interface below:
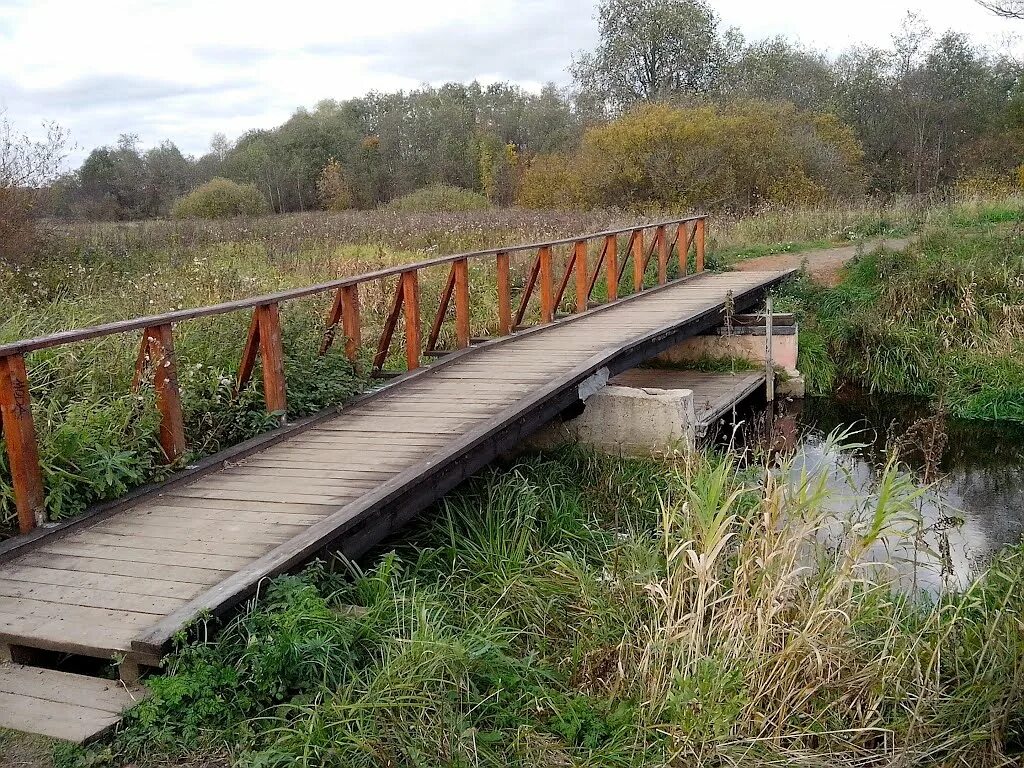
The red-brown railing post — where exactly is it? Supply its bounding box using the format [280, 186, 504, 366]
[239, 304, 287, 419]
[695, 218, 706, 273]
[340, 285, 361, 363]
[138, 324, 186, 463]
[632, 229, 645, 292]
[606, 235, 618, 301]
[453, 258, 471, 349]
[321, 284, 361, 363]
[538, 246, 554, 323]
[496, 252, 512, 336]
[257, 303, 287, 418]
[656, 226, 668, 284]
[678, 222, 690, 276]
[0, 354, 45, 534]
[574, 240, 588, 313]
[402, 270, 421, 369]
[426, 265, 457, 353]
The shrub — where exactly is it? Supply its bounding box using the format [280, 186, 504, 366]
[386, 185, 490, 213]
[172, 177, 269, 219]
[1, 114, 68, 262]
[0, 187, 40, 262]
[317, 159, 354, 211]
[519, 101, 864, 213]
[516, 154, 586, 210]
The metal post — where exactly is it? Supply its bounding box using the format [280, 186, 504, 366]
[765, 296, 775, 402]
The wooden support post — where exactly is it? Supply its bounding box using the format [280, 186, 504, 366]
[340, 284, 361, 363]
[0, 643, 40, 664]
[605, 235, 618, 301]
[321, 284, 361, 363]
[453, 258, 470, 349]
[765, 296, 775, 402]
[238, 304, 287, 420]
[496, 251, 512, 336]
[695, 218, 706, 273]
[320, 288, 345, 356]
[656, 226, 668, 284]
[373, 279, 405, 373]
[426, 265, 457, 353]
[632, 228, 645, 292]
[0, 354, 45, 534]
[538, 246, 554, 323]
[139, 324, 186, 463]
[118, 658, 142, 686]
[256, 303, 287, 419]
[574, 240, 588, 313]
[678, 223, 690, 276]
[401, 270, 421, 369]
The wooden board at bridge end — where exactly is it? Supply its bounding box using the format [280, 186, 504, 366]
[0, 663, 148, 744]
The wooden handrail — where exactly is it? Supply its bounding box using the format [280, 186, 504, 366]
[0, 214, 708, 533]
[0, 215, 707, 358]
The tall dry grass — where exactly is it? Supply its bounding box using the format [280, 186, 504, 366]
[77, 445, 1024, 767]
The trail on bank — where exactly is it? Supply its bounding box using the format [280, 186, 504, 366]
[733, 237, 911, 285]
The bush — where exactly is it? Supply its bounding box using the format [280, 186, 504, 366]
[172, 177, 269, 219]
[517, 154, 586, 210]
[0, 187, 39, 262]
[517, 101, 864, 213]
[386, 184, 490, 213]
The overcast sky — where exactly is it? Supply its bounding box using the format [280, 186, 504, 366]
[0, 0, 1019, 163]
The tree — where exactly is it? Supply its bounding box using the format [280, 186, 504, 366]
[572, 0, 727, 112]
[727, 37, 837, 109]
[0, 111, 69, 260]
[977, 1, 1024, 17]
[316, 159, 354, 210]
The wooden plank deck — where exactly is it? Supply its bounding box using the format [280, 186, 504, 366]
[0, 270, 791, 673]
[0, 663, 146, 744]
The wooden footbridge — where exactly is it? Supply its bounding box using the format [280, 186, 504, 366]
[0, 214, 791, 742]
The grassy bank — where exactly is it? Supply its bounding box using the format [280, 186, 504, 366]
[712, 194, 1024, 266]
[49, 447, 1024, 768]
[782, 213, 1024, 422]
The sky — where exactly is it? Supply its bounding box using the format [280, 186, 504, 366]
[0, 0, 1019, 164]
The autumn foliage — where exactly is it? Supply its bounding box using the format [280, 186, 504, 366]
[518, 102, 864, 213]
[172, 177, 269, 219]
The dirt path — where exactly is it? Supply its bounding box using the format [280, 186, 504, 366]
[732, 237, 911, 286]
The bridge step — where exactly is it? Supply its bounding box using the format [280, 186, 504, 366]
[0, 663, 146, 743]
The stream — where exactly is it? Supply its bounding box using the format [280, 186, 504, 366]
[735, 390, 1024, 593]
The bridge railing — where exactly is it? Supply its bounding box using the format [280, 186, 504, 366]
[0, 215, 706, 534]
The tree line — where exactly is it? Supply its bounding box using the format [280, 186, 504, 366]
[28, 1, 1024, 219]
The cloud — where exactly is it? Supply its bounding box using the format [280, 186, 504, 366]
[0, 0, 598, 161]
[4, 75, 255, 111]
[309, 0, 594, 85]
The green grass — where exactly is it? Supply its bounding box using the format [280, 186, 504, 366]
[51, 446, 1024, 768]
[715, 238, 833, 266]
[777, 221, 1024, 422]
[709, 194, 1024, 268]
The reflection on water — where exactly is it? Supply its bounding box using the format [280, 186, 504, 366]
[731, 390, 1024, 593]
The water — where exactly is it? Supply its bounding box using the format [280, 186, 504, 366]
[736, 390, 1024, 592]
